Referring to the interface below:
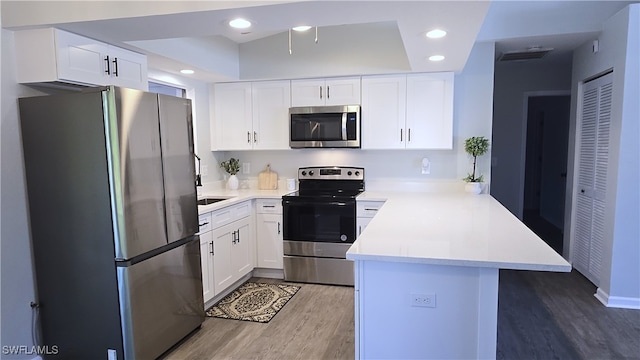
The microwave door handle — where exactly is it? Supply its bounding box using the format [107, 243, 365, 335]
[342, 112, 347, 140]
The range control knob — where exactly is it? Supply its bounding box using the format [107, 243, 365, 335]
[347, 171, 353, 176]
[355, 171, 360, 176]
[301, 171, 307, 176]
[309, 170, 315, 176]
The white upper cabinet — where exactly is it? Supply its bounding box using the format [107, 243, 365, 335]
[406, 73, 454, 149]
[291, 77, 361, 106]
[213, 80, 290, 151]
[251, 81, 291, 149]
[213, 82, 253, 150]
[14, 28, 148, 90]
[361, 75, 407, 149]
[361, 72, 453, 150]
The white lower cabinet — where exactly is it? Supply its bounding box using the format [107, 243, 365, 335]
[199, 201, 254, 306]
[198, 212, 214, 305]
[357, 201, 385, 237]
[255, 199, 283, 269]
[212, 217, 253, 293]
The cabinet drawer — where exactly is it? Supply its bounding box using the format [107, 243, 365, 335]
[256, 199, 282, 214]
[198, 213, 212, 234]
[357, 201, 384, 218]
[211, 201, 252, 229]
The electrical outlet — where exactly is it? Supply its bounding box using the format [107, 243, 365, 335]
[410, 293, 436, 308]
[242, 162, 250, 174]
[107, 349, 117, 360]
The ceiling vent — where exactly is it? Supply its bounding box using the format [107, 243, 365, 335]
[498, 47, 554, 61]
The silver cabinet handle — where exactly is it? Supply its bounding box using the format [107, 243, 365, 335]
[400, 129, 403, 142]
[254, 131, 257, 143]
[408, 128, 411, 142]
[247, 131, 251, 143]
[320, 86, 323, 99]
[327, 85, 330, 99]
[209, 241, 214, 255]
[199, 221, 209, 227]
[364, 208, 378, 211]
[112, 58, 119, 77]
[263, 205, 275, 208]
[278, 222, 281, 234]
[231, 230, 237, 244]
[358, 225, 362, 235]
[236, 229, 240, 243]
[104, 56, 111, 75]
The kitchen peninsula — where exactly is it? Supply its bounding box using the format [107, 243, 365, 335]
[347, 191, 571, 359]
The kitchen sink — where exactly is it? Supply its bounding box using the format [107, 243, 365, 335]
[197, 197, 230, 206]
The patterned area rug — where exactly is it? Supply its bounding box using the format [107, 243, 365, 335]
[206, 282, 301, 323]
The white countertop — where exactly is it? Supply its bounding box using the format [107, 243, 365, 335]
[348, 191, 571, 272]
[196, 187, 292, 213]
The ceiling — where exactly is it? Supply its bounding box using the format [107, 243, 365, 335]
[2, 1, 638, 82]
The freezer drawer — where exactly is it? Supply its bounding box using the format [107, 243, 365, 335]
[117, 238, 204, 360]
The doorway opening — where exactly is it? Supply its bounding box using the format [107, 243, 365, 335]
[522, 94, 571, 254]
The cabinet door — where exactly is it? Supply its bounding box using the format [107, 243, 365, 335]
[256, 213, 283, 269]
[199, 232, 214, 305]
[361, 75, 406, 149]
[406, 73, 454, 149]
[213, 82, 253, 150]
[106, 46, 148, 91]
[325, 77, 361, 105]
[357, 217, 373, 238]
[55, 29, 109, 86]
[291, 79, 325, 106]
[252, 81, 291, 150]
[232, 218, 254, 279]
[212, 223, 234, 294]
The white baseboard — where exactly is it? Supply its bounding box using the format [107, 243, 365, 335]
[595, 288, 640, 309]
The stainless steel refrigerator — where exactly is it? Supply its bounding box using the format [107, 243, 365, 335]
[19, 86, 204, 359]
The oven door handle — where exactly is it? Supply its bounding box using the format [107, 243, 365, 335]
[283, 200, 352, 207]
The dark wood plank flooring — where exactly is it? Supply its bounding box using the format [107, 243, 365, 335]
[498, 269, 640, 360]
[164, 272, 639, 360]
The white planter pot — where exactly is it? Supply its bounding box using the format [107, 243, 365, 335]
[465, 182, 482, 195]
[227, 174, 239, 190]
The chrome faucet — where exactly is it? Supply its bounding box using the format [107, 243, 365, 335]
[194, 153, 202, 187]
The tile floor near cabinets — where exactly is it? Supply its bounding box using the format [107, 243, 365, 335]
[164, 278, 354, 360]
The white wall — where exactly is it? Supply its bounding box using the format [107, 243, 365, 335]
[0, 29, 60, 358]
[222, 42, 495, 189]
[568, 4, 639, 306]
[491, 61, 572, 217]
[239, 22, 410, 80]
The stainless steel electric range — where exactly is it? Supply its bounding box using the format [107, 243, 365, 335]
[282, 166, 364, 286]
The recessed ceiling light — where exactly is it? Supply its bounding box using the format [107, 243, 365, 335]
[180, 69, 194, 75]
[428, 55, 445, 62]
[229, 18, 251, 29]
[292, 25, 312, 32]
[426, 29, 447, 39]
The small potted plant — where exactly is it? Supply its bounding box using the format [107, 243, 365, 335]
[463, 136, 490, 194]
[220, 157, 240, 190]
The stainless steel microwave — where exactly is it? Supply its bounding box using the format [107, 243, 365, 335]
[289, 105, 361, 148]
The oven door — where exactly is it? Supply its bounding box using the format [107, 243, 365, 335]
[282, 198, 356, 245]
[282, 197, 356, 286]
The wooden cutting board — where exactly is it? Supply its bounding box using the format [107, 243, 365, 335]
[258, 164, 278, 190]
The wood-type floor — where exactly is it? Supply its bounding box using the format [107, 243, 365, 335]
[163, 277, 354, 360]
[164, 271, 639, 360]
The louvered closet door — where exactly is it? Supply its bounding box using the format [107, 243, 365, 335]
[574, 72, 612, 286]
